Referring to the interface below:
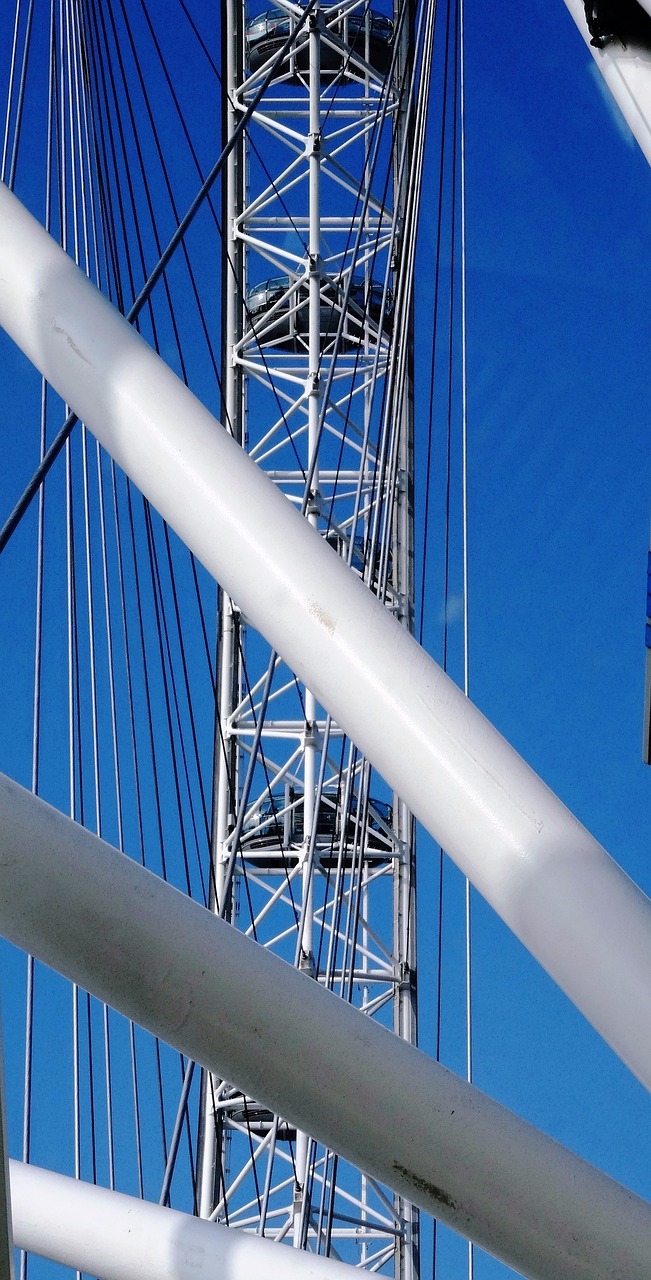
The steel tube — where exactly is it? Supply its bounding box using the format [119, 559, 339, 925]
[0, 771, 651, 1280]
[1, 181, 651, 1096]
[9, 1159, 360, 1280]
[563, 0, 651, 166]
[0, 1022, 13, 1280]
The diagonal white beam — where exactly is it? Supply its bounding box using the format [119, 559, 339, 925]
[9, 1159, 358, 1280]
[564, 0, 651, 165]
[0, 181, 651, 1096]
[0, 771, 650, 1280]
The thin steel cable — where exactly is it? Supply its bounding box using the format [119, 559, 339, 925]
[119, 476, 172, 1172]
[139, 0, 219, 206]
[69, 0, 113, 1190]
[103, 0, 188, 384]
[178, 0, 220, 78]
[400, 6, 455, 1279]
[86, 0, 215, 894]
[129, 1022, 145, 1199]
[109, 466, 147, 867]
[19, 8, 59, 1268]
[162, 524, 213, 849]
[142, 499, 202, 899]
[458, 0, 472, 1273]
[84, 0, 138, 307]
[1, 0, 22, 181]
[61, 0, 85, 1207]
[4, 0, 35, 190]
[103, 1005, 115, 1191]
[0, 0, 318, 555]
[96, 451, 126, 851]
[145, 530, 213, 891]
[159, 1059, 196, 1207]
[116, 0, 221, 387]
[92, 0, 163, 348]
[443, 0, 458, 677]
[123, 483, 168, 881]
[75, 0, 123, 1184]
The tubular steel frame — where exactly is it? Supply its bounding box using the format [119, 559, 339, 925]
[196, 4, 419, 1272]
[2, 4, 651, 1280]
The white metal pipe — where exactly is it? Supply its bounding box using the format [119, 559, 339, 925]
[197, 596, 238, 1219]
[0, 771, 650, 1280]
[0, 1019, 14, 1280]
[292, 17, 324, 1238]
[1, 182, 651, 1095]
[9, 1159, 360, 1280]
[563, 0, 651, 166]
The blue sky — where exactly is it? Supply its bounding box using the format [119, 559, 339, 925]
[411, 0, 651, 1273]
[1, 1, 651, 1278]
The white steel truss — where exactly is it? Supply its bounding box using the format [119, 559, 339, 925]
[196, 3, 419, 1272]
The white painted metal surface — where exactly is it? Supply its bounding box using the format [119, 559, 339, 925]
[1, 180, 651, 1096]
[9, 1159, 361, 1280]
[0, 1021, 13, 1280]
[0, 771, 650, 1280]
[564, 0, 651, 165]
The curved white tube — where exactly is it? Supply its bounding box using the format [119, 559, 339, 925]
[1, 773, 651, 1280]
[0, 182, 650, 1097]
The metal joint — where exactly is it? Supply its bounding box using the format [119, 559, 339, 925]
[395, 593, 408, 622]
[298, 948, 316, 978]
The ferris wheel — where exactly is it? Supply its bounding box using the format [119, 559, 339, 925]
[1, 4, 651, 1280]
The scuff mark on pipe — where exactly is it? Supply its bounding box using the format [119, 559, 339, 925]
[393, 1162, 458, 1212]
[308, 601, 335, 634]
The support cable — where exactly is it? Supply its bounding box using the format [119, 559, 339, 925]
[70, 0, 115, 1191]
[1, 0, 22, 181]
[159, 1059, 196, 1208]
[19, 8, 59, 1269]
[0, 0, 319, 557]
[458, 0, 472, 1275]
[3, 0, 35, 190]
[414, 1, 454, 1275]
